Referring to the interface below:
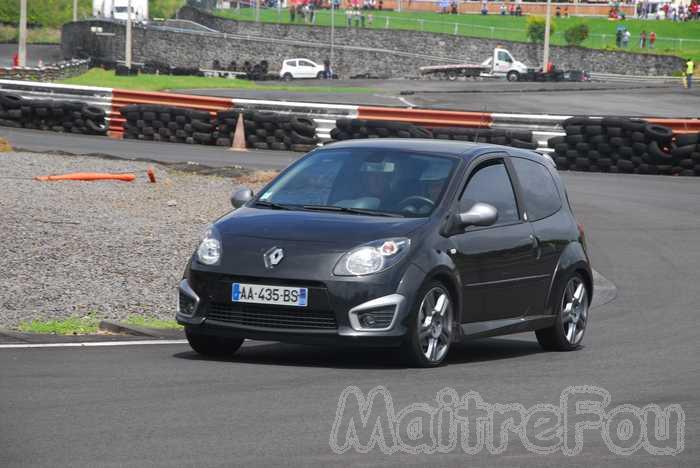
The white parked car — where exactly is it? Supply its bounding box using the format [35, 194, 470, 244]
[279, 59, 326, 81]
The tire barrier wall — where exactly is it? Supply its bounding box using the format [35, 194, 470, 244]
[547, 116, 700, 177]
[0, 59, 91, 82]
[0, 89, 108, 136]
[330, 118, 537, 150]
[1, 79, 699, 157]
[120, 105, 320, 151]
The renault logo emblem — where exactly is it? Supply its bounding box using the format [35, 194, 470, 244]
[264, 247, 284, 269]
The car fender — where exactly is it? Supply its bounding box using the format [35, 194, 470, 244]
[545, 241, 593, 315]
[400, 235, 464, 325]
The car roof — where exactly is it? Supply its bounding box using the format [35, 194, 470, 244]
[320, 138, 550, 166]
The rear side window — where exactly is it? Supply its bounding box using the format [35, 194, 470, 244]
[511, 158, 562, 221]
[459, 160, 519, 225]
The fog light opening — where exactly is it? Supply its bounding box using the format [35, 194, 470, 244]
[359, 313, 377, 328]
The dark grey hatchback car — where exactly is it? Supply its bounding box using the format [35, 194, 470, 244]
[177, 139, 592, 367]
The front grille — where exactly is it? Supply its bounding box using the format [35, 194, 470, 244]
[206, 303, 337, 330]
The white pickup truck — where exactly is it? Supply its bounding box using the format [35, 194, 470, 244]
[419, 47, 530, 81]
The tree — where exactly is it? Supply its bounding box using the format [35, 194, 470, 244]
[564, 23, 590, 46]
[526, 16, 556, 43]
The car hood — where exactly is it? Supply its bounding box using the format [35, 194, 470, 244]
[215, 207, 428, 249]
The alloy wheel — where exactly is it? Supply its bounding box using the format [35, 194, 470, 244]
[560, 276, 588, 346]
[417, 287, 453, 363]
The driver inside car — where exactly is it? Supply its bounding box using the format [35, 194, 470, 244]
[335, 160, 395, 211]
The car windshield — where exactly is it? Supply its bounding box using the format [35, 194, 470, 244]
[256, 148, 457, 218]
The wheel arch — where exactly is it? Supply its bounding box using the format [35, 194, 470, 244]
[545, 241, 593, 315]
[424, 266, 463, 325]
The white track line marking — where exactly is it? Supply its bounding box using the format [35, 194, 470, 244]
[0, 339, 188, 349]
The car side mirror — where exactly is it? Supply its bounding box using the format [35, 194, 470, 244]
[458, 202, 498, 228]
[231, 187, 253, 209]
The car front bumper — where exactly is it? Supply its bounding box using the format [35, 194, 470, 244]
[176, 265, 426, 347]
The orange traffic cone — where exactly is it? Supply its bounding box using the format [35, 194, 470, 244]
[230, 113, 247, 152]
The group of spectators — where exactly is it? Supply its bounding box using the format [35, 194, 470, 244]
[288, 0, 384, 25]
[615, 26, 657, 49]
[496, 3, 523, 16]
[636, 1, 700, 21]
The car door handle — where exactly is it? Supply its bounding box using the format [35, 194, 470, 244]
[529, 234, 542, 260]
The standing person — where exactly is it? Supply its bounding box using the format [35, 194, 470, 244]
[649, 31, 656, 49]
[616, 28, 623, 48]
[12, 51, 19, 67]
[323, 58, 331, 79]
[640, 30, 647, 48]
[686, 58, 695, 89]
[622, 29, 631, 48]
[290, 3, 296, 22]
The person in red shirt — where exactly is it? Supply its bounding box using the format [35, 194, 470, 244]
[649, 31, 656, 49]
[12, 51, 19, 67]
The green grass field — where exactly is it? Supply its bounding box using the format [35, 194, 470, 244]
[60, 68, 372, 92]
[216, 8, 700, 62]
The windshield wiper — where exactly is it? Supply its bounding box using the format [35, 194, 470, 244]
[254, 200, 293, 210]
[302, 205, 404, 218]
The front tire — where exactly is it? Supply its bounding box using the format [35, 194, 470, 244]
[536, 273, 589, 351]
[507, 71, 520, 82]
[282, 73, 293, 82]
[186, 329, 244, 357]
[401, 281, 455, 367]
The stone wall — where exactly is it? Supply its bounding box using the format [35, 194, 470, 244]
[61, 8, 685, 77]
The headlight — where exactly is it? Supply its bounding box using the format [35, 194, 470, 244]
[196, 224, 222, 266]
[334, 238, 410, 276]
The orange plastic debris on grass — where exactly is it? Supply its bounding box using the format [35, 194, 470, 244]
[34, 172, 136, 182]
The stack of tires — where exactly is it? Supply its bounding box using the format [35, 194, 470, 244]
[331, 119, 433, 140]
[549, 116, 700, 176]
[431, 126, 536, 149]
[0, 91, 107, 135]
[330, 118, 537, 150]
[121, 105, 216, 145]
[238, 111, 319, 152]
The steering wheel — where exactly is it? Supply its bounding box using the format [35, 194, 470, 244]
[397, 195, 435, 214]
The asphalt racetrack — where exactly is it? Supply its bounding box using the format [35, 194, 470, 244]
[181, 79, 700, 118]
[0, 135, 698, 466]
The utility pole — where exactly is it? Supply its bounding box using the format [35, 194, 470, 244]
[73, 0, 78, 21]
[125, 0, 133, 69]
[330, 0, 335, 67]
[543, 0, 552, 71]
[18, 0, 27, 67]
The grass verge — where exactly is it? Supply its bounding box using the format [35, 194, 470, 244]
[16, 313, 181, 334]
[123, 315, 182, 330]
[60, 68, 373, 92]
[18, 315, 99, 335]
[216, 8, 700, 63]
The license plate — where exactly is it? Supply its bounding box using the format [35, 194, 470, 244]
[232, 283, 308, 307]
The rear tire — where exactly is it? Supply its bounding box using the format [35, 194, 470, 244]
[186, 329, 244, 357]
[401, 281, 455, 368]
[536, 273, 589, 351]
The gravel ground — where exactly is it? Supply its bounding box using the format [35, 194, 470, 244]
[0, 151, 276, 328]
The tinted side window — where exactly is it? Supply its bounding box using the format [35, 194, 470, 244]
[511, 158, 562, 221]
[459, 161, 519, 224]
